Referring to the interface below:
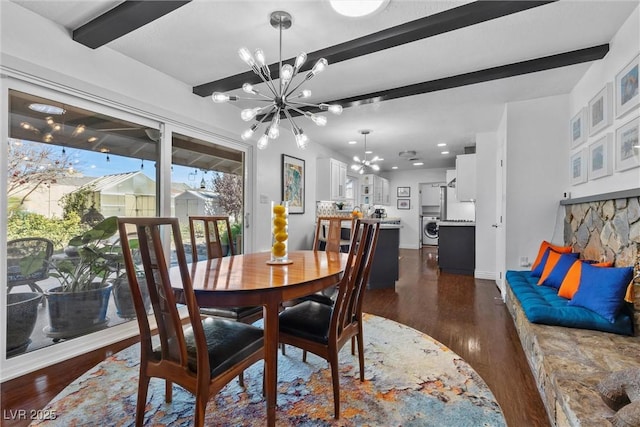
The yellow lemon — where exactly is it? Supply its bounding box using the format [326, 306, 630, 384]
[273, 217, 287, 228]
[275, 231, 288, 242]
[273, 204, 285, 215]
[272, 242, 286, 256]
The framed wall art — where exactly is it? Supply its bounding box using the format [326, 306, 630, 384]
[397, 199, 410, 210]
[615, 53, 639, 118]
[282, 154, 305, 214]
[570, 148, 588, 186]
[614, 116, 640, 172]
[587, 134, 613, 180]
[570, 107, 587, 148]
[397, 187, 410, 197]
[588, 83, 613, 136]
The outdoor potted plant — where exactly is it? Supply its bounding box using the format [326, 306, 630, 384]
[111, 237, 151, 319]
[43, 216, 119, 340]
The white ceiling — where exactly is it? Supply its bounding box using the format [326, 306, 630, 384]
[10, 0, 639, 170]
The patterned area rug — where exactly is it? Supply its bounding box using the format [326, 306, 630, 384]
[31, 314, 505, 426]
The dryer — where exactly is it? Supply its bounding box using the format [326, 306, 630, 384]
[422, 216, 439, 245]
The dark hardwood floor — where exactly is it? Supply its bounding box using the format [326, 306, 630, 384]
[1, 247, 549, 426]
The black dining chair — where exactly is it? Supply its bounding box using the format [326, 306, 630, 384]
[188, 216, 263, 325]
[278, 219, 380, 419]
[117, 217, 264, 427]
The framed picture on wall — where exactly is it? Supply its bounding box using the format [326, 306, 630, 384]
[588, 134, 613, 180]
[282, 154, 305, 214]
[397, 199, 410, 210]
[614, 116, 640, 172]
[570, 148, 588, 186]
[570, 107, 587, 148]
[397, 187, 410, 197]
[588, 83, 613, 136]
[615, 53, 639, 118]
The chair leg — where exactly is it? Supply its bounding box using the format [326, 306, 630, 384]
[351, 336, 355, 355]
[165, 380, 173, 403]
[357, 333, 365, 382]
[136, 375, 150, 427]
[329, 351, 341, 419]
[194, 393, 208, 427]
[303, 350, 308, 363]
[281, 343, 286, 355]
[238, 372, 245, 387]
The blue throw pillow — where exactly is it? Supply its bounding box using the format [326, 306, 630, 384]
[539, 253, 580, 289]
[530, 248, 551, 277]
[568, 263, 634, 323]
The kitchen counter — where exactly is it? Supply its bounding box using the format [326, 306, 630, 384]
[437, 220, 475, 226]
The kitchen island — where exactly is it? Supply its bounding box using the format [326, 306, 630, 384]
[438, 221, 475, 276]
[368, 221, 400, 289]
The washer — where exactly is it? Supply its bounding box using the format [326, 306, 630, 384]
[422, 216, 439, 245]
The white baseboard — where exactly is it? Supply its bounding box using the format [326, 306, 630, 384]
[474, 270, 495, 280]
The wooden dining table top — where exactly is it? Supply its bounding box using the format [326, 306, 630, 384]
[171, 250, 348, 306]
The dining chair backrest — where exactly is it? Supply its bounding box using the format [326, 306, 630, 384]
[188, 216, 234, 262]
[313, 216, 355, 253]
[7, 237, 54, 291]
[330, 219, 380, 342]
[118, 217, 210, 378]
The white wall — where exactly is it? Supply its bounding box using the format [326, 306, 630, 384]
[475, 132, 498, 280]
[382, 168, 448, 249]
[568, 7, 640, 198]
[504, 94, 570, 271]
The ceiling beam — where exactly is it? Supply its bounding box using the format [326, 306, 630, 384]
[264, 44, 609, 120]
[193, 0, 557, 97]
[73, 1, 191, 49]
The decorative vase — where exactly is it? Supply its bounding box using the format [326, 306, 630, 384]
[270, 201, 289, 264]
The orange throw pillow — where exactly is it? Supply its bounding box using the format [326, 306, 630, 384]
[531, 241, 572, 271]
[557, 261, 614, 299]
[537, 250, 565, 285]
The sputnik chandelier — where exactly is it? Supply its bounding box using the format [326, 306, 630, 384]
[351, 130, 381, 174]
[212, 11, 343, 150]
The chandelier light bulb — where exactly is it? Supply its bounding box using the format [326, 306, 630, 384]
[328, 104, 343, 115]
[294, 52, 307, 70]
[311, 58, 328, 76]
[359, 168, 364, 174]
[268, 117, 280, 139]
[353, 155, 361, 162]
[254, 49, 266, 67]
[241, 127, 255, 141]
[300, 89, 312, 98]
[296, 130, 309, 150]
[372, 164, 380, 171]
[308, 113, 327, 126]
[242, 83, 257, 94]
[212, 92, 230, 103]
[241, 107, 261, 121]
[257, 134, 269, 150]
[238, 47, 255, 66]
[281, 64, 294, 85]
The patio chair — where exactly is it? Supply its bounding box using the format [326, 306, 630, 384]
[7, 237, 53, 304]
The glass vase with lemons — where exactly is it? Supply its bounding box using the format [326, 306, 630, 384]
[270, 201, 291, 264]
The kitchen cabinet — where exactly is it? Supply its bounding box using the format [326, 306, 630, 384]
[438, 224, 475, 275]
[368, 225, 400, 289]
[317, 158, 347, 200]
[455, 154, 477, 202]
[361, 174, 390, 205]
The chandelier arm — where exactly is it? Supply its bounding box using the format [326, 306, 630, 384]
[282, 108, 302, 133]
[249, 64, 279, 97]
[286, 100, 322, 108]
[289, 106, 314, 118]
[285, 78, 309, 99]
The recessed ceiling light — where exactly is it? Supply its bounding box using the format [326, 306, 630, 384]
[437, 143, 447, 147]
[413, 162, 424, 166]
[378, 158, 384, 161]
[28, 103, 65, 115]
[348, 140, 357, 144]
[329, 0, 389, 17]
[391, 166, 398, 169]
[441, 151, 449, 155]
[365, 150, 372, 154]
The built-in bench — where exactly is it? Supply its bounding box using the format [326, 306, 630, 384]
[505, 272, 640, 426]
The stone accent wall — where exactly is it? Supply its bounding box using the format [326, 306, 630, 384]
[564, 196, 640, 332]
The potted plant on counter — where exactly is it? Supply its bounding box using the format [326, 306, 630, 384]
[43, 216, 119, 340]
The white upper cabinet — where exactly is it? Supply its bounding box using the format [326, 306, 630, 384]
[456, 154, 477, 202]
[361, 174, 390, 206]
[317, 158, 347, 200]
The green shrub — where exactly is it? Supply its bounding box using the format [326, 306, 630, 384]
[7, 211, 86, 250]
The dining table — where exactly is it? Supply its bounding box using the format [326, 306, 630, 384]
[171, 249, 348, 427]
